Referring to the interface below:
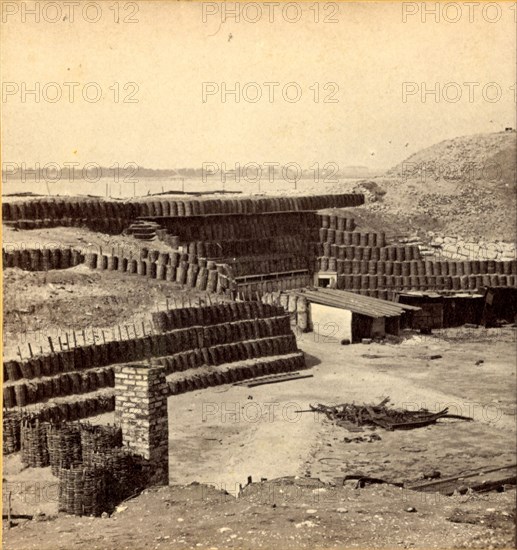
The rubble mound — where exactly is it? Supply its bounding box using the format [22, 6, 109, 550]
[387, 131, 516, 184]
[340, 132, 516, 241]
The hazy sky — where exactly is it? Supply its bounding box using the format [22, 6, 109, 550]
[2, 1, 516, 171]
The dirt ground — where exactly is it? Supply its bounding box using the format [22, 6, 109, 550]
[3, 328, 516, 549]
[3, 482, 515, 550]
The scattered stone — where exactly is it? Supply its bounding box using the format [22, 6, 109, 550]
[422, 470, 441, 480]
[406, 507, 417, 513]
[295, 520, 316, 528]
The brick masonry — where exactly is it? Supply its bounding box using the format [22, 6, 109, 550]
[114, 362, 169, 486]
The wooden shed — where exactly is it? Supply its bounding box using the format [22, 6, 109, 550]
[296, 288, 421, 343]
[397, 291, 485, 329]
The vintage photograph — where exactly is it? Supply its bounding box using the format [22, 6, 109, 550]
[1, 1, 516, 548]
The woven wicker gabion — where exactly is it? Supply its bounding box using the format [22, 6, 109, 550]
[85, 448, 143, 506]
[47, 423, 83, 476]
[3, 412, 21, 455]
[20, 418, 50, 468]
[58, 466, 107, 516]
[79, 423, 122, 463]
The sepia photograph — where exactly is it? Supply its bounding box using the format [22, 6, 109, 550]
[1, 1, 516, 548]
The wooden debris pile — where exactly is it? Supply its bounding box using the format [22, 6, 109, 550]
[308, 397, 473, 430]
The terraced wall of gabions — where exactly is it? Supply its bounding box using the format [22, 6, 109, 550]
[3, 302, 306, 454]
[315, 213, 517, 298]
[2, 193, 364, 232]
[2, 247, 84, 270]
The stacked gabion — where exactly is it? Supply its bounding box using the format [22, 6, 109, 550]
[47, 423, 82, 476]
[58, 466, 107, 516]
[79, 423, 122, 463]
[79, 423, 141, 508]
[20, 418, 49, 467]
[86, 448, 142, 506]
[3, 412, 21, 454]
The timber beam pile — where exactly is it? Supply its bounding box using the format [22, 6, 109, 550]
[307, 397, 473, 430]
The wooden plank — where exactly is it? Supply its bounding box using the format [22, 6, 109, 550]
[235, 270, 309, 283]
[244, 374, 314, 388]
[136, 210, 318, 222]
[407, 464, 516, 495]
[234, 371, 303, 386]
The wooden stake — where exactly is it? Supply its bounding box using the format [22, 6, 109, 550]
[102, 330, 106, 344]
[125, 326, 130, 339]
[17, 346, 23, 360]
[73, 330, 77, 348]
[7, 491, 12, 529]
[166, 298, 169, 310]
[27, 343, 33, 358]
[142, 321, 146, 336]
[92, 330, 96, 344]
[65, 333, 70, 349]
[118, 325, 122, 340]
[48, 337, 55, 353]
[82, 329, 86, 344]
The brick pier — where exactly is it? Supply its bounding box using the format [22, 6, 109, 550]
[114, 362, 169, 486]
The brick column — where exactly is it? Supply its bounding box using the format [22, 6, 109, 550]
[114, 362, 169, 486]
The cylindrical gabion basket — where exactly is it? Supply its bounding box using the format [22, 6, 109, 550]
[80, 423, 123, 463]
[21, 418, 50, 467]
[47, 423, 83, 476]
[87, 448, 143, 505]
[3, 413, 21, 455]
[58, 465, 107, 516]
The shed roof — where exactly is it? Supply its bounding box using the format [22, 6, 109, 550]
[296, 288, 421, 319]
[399, 291, 484, 299]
